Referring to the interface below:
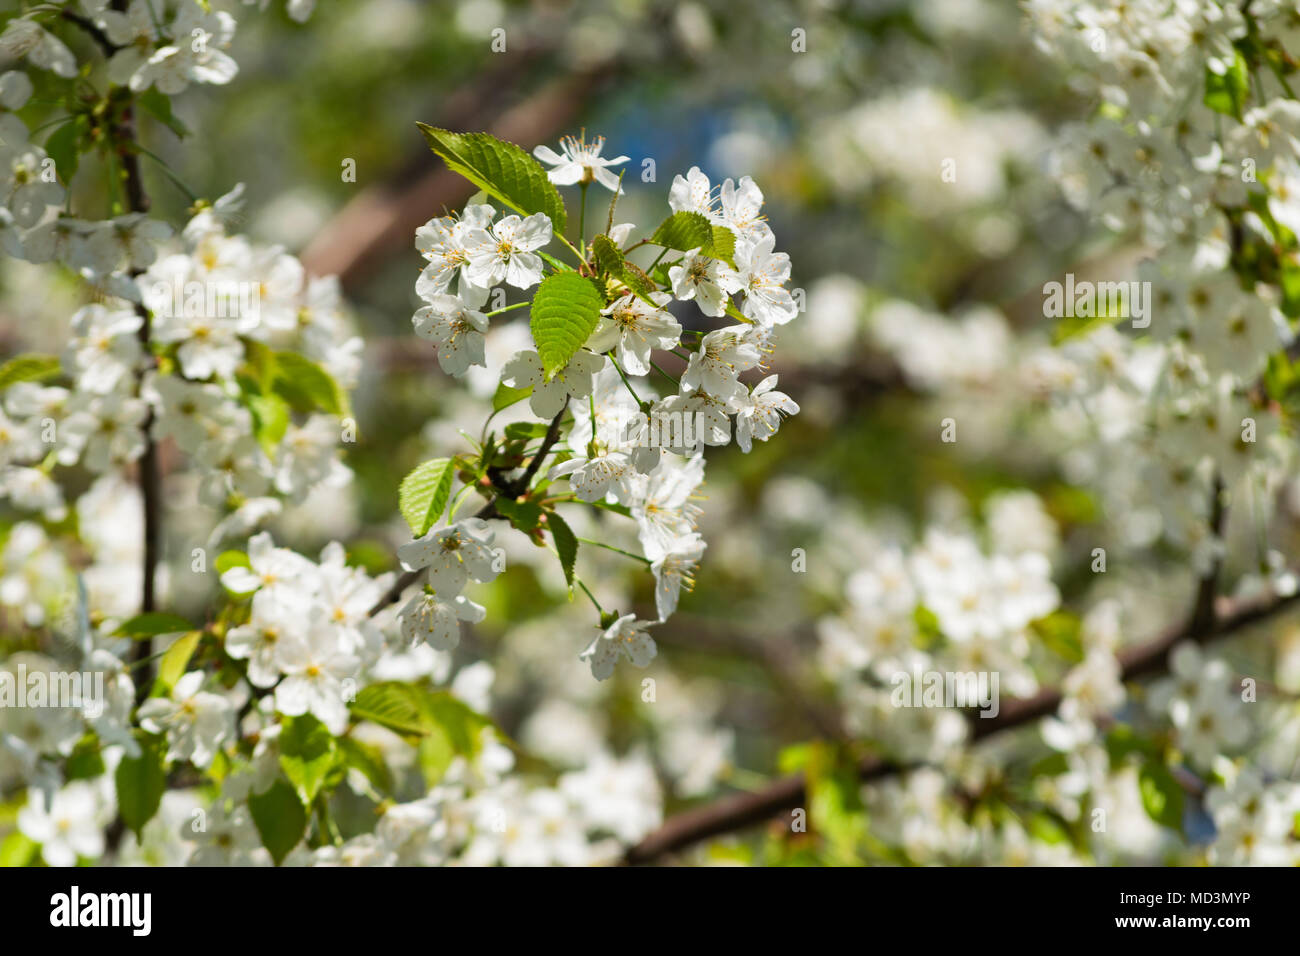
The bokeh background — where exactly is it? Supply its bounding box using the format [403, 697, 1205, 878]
[11, 0, 1295, 865]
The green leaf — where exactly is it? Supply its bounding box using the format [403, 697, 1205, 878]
[804, 742, 867, 863]
[215, 550, 250, 575]
[278, 714, 336, 806]
[349, 682, 428, 736]
[45, 119, 83, 185]
[591, 234, 653, 293]
[114, 612, 195, 639]
[1138, 759, 1185, 831]
[155, 631, 202, 691]
[336, 736, 393, 795]
[65, 734, 105, 781]
[417, 692, 492, 785]
[416, 125, 566, 233]
[0, 354, 61, 390]
[138, 87, 189, 138]
[1031, 611, 1084, 664]
[247, 778, 307, 866]
[649, 211, 736, 266]
[547, 511, 578, 591]
[492, 381, 532, 412]
[270, 349, 349, 418]
[529, 272, 604, 379]
[494, 497, 542, 532]
[1204, 50, 1250, 120]
[503, 421, 549, 441]
[349, 682, 490, 751]
[115, 732, 166, 840]
[0, 831, 38, 867]
[399, 457, 455, 536]
[247, 391, 290, 457]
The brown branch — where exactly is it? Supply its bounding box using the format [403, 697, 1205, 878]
[622, 576, 1300, 865]
[300, 61, 617, 291]
[366, 401, 570, 618]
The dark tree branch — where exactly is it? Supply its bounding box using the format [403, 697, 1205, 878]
[622, 574, 1300, 865]
[366, 401, 569, 618]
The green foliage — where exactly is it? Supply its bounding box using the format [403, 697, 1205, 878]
[114, 612, 195, 639]
[1030, 611, 1084, 663]
[65, 734, 106, 781]
[248, 778, 308, 865]
[529, 272, 604, 378]
[155, 631, 202, 691]
[138, 87, 189, 138]
[591, 234, 653, 293]
[648, 211, 737, 266]
[269, 349, 350, 419]
[416, 125, 567, 234]
[1138, 759, 1185, 831]
[215, 550, 251, 574]
[0, 354, 61, 390]
[45, 118, 87, 185]
[115, 732, 167, 840]
[336, 736, 393, 795]
[547, 511, 579, 592]
[492, 381, 532, 411]
[494, 497, 543, 533]
[278, 714, 337, 805]
[1204, 50, 1249, 120]
[349, 682, 491, 768]
[398, 457, 455, 536]
[0, 831, 39, 867]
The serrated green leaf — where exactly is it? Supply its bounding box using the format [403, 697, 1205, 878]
[529, 272, 604, 378]
[115, 731, 166, 840]
[349, 681, 492, 760]
[349, 682, 428, 736]
[114, 612, 195, 639]
[416, 124, 566, 233]
[247, 777, 307, 866]
[278, 713, 336, 806]
[649, 211, 737, 266]
[399, 457, 455, 536]
[548, 511, 578, 591]
[591, 234, 653, 294]
[155, 631, 202, 691]
[270, 349, 349, 418]
[1138, 759, 1184, 831]
[0, 354, 61, 390]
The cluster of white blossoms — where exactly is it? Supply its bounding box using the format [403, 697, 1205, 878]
[817, 493, 1060, 762]
[1027, 0, 1299, 512]
[0, 1, 686, 871]
[0, 189, 359, 528]
[403, 135, 801, 681]
[0, 1, 261, 97]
